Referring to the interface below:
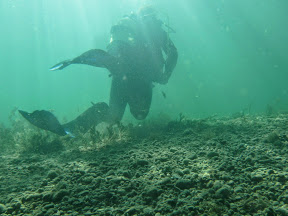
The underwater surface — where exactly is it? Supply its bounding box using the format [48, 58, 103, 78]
[0, 0, 288, 215]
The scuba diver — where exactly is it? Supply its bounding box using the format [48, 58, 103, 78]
[19, 6, 178, 136]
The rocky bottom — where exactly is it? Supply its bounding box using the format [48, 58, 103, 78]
[0, 114, 288, 215]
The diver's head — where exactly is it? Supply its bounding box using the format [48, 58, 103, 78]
[138, 5, 157, 22]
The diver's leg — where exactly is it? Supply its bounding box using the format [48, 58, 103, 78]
[107, 77, 128, 123]
[62, 78, 127, 134]
[128, 80, 153, 120]
[50, 49, 118, 72]
[64, 77, 128, 133]
[62, 102, 109, 134]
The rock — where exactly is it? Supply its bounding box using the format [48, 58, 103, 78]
[183, 159, 190, 165]
[158, 177, 171, 185]
[125, 206, 142, 215]
[276, 206, 288, 216]
[106, 170, 115, 176]
[56, 181, 67, 190]
[213, 180, 224, 190]
[46, 208, 57, 215]
[47, 170, 58, 180]
[0, 204, 7, 214]
[183, 128, 193, 136]
[41, 180, 48, 186]
[251, 173, 264, 182]
[52, 189, 70, 202]
[83, 211, 95, 216]
[123, 171, 132, 178]
[110, 177, 123, 184]
[43, 204, 54, 209]
[144, 187, 162, 198]
[143, 207, 154, 215]
[78, 190, 90, 196]
[170, 148, 178, 153]
[279, 194, 288, 204]
[10, 200, 21, 210]
[252, 185, 263, 192]
[170, 210, 185, 215]
[81, 176, 94, 185]
[264, 207, 277, 216]
[188, 154, 197, 160]
[167, 198, 178, 207]
[183, 168, 190, 174]
[158, 156, 169, 162]
[42, 192, 53, 202]
[175, 179, 193, 190]
[266, 132, 280, 143]
[135, 159, 149, 167]
[207, 151, 219, 158]
[277, 174, 287, 183]
[234, 186, 244, 193]
[215, 186, 232, 199]
[23, 193, 42, 201]
[175, 169, 184, 177]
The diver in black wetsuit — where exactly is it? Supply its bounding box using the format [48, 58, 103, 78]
[19, 6, 178, 136]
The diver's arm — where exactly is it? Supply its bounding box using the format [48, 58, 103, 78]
[158, 32, 178, 84]
[163, 39, 178, 83]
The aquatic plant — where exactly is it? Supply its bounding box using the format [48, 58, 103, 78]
[75, 123, 132, 151]
[0, 124, 15, 154]
[88, 126, 101, 144]
[266, 104, 276, 116]
[22, 133, 64, 154]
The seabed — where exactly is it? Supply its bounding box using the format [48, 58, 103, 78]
[0, 113, 288, 215]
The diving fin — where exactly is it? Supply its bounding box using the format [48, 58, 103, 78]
[49, 60, 72, 71]
[19, 110, 67, 136]
[50, 49, 118, 73]
[70, 49, 118, 72]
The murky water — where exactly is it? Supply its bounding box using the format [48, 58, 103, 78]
[1, 0, 287, 126]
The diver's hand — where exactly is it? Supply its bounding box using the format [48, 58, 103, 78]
[157, 76, 168, 85]
[49, 60, 72, 71]
[154, 68, 169, 85]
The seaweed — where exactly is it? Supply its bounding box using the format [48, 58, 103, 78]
[22, 133, 64, 154]
[0, 124, 15, 154]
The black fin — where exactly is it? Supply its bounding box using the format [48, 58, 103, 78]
[49, 60, 72, 71]
[19, 110, 67, 136]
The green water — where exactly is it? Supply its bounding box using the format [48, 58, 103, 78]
[1, 0, 287, 126]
